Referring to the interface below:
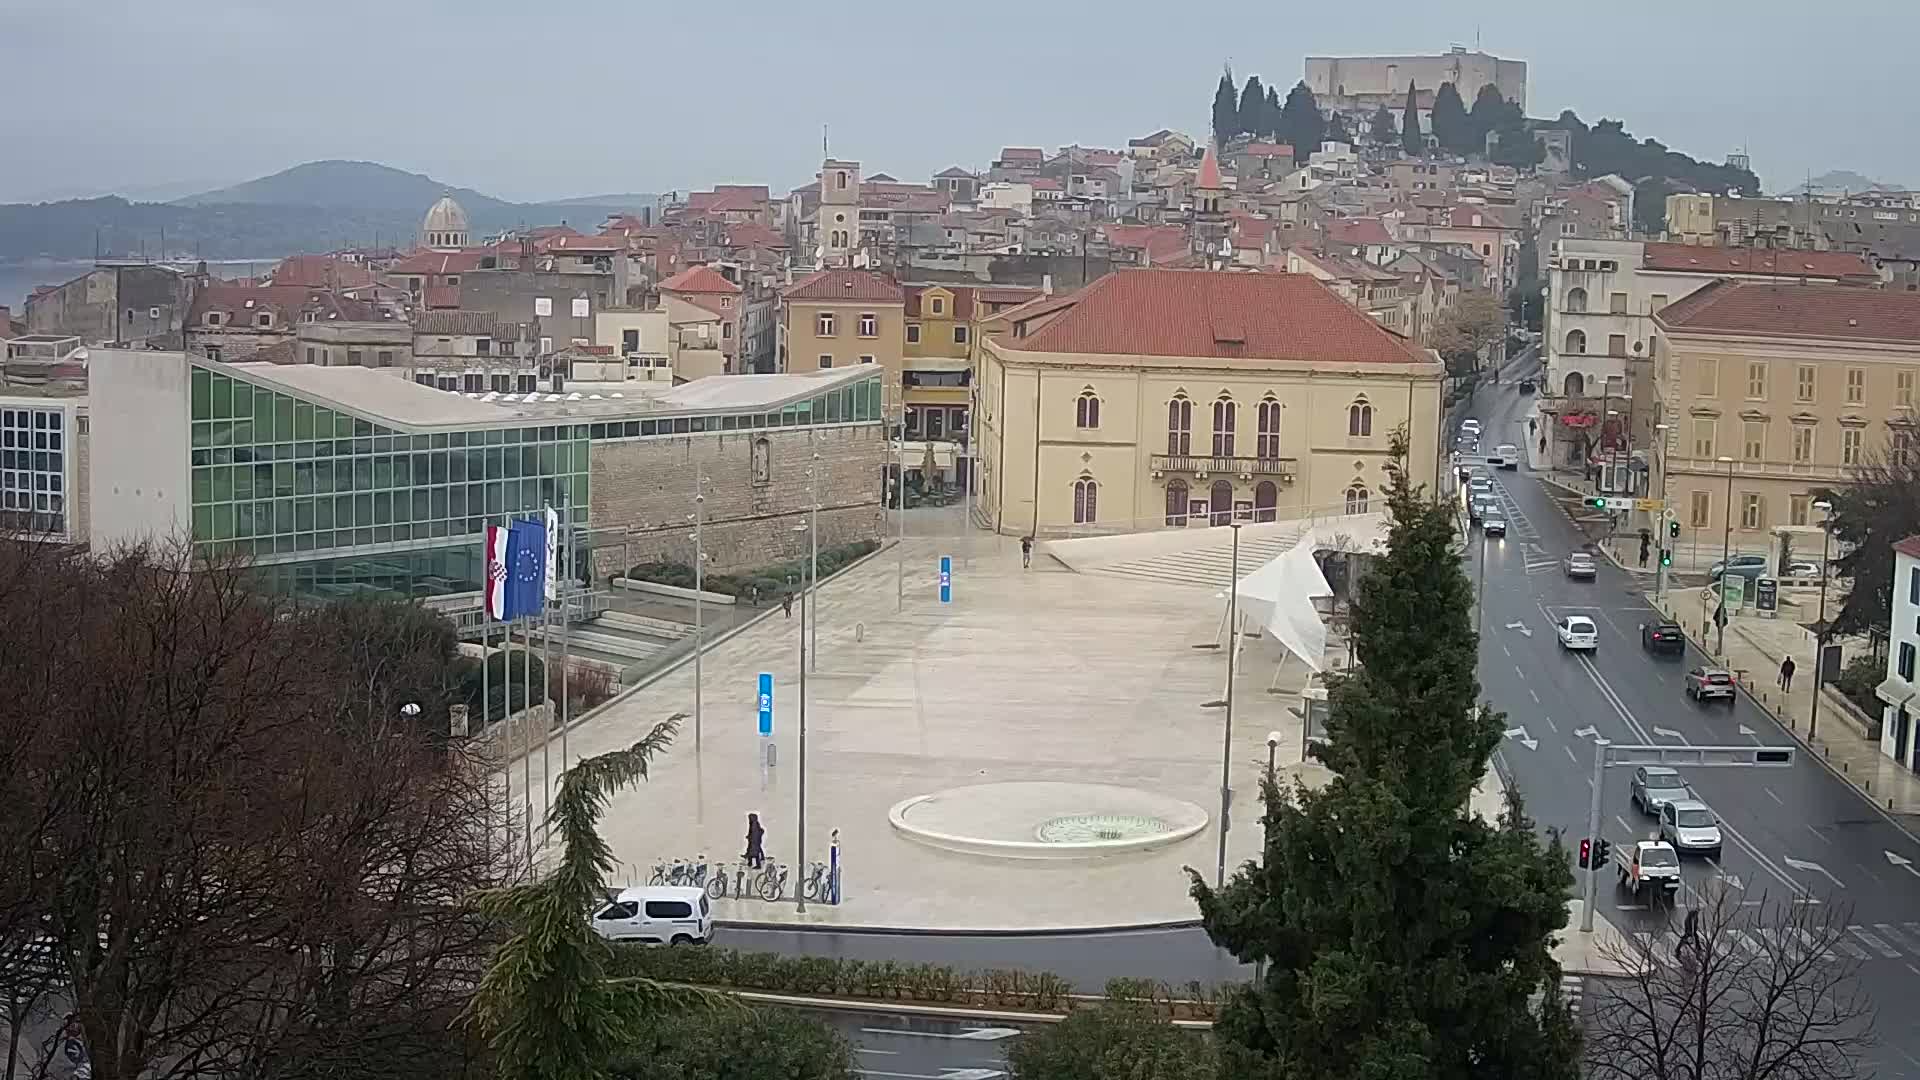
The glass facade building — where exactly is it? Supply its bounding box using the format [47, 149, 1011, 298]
[185, 361, 884, 600]
[0, 403, 73, 538]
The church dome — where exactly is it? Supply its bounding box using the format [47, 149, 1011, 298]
[420, 195, 470, 249]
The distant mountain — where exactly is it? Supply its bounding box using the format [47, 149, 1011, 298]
[1783, 170, 1910, 196]
[175, 160, 515, 215]
[537, 193, 656, 210]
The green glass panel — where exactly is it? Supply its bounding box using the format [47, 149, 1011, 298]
[294, 462, 314, 495]
[273, 395, 294, 441]
[233, 463, 253, 501]
[295, 499, 315, 532]
[192, 504, 212, 539]
[275, 498, 295, 534]
[571, 475, 588, 505]
[412, 490, 430, 523]
[296, 532, 316, 552]
[355, 527, 374, 545]
[374, 492, 392, 525]
[571, 440, 589, 470]
[192, 422, 211, 449]
[233, 503, 253, 539]
[312, 460, 333, 494]
[253, 388, 274, 440]
[212, 504, 234, 541]
[292, 402, 313, 440]
[338, 494, 356, 528]
[210, 374, 232, 419]
[311, 408, 335, 440]
[210, 466, 233, 502]
[191, 367, 212, 421]
[192, 467, 211, 504]
[354, 419, 374, 438]
[231, 381, 252, 424]
[314, 530, 335, 549]
[429, 488, 447, 521]
[314, 498, 333, 530]
[273, 462, 294, 497]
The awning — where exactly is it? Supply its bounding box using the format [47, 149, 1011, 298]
[1874, 675, 1918, 709]
[1234, 537, 1335, 673]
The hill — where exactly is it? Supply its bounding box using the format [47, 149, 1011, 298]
[1783, 170, 1909, 196]
[176, 160, 516, 216]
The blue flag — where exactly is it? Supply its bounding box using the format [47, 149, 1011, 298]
[507, 518, 547, 620]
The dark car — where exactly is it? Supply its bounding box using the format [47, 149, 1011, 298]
[1518, 378, 1535, 394]
[1640, 620, 1684, 655]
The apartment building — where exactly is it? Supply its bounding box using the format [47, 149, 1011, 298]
[1880, 537, 1920, 773]
[1648, 282, 1920, 551]
[777, 269, 907, 412]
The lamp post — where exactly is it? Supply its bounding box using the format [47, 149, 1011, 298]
[691, 473, 706, 751]
[1476, 530, 1490, 645]
[896, 409, 907, 613]
[791, 515, 811, 913]
[1716, 455, 1735, 655]
[1810, 499, 1833, 736]
[1214, 521, 1243, 889]
[809, 440, 820, 674]
[1653, 423, 1671, 599]
[1254, 729, 1280, 983]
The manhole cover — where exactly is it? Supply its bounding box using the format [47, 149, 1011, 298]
[1035, 814, 1172, 843]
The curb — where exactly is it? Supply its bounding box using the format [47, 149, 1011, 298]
[719, 989, 1216, 1029]
[716, 918, 1205, 937]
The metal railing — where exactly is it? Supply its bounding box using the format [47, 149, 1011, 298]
[444, 588, 613, 636]
[1150, 453, 1299, 478]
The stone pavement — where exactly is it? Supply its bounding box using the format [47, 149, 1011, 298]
[1651, 586, 1920, 828]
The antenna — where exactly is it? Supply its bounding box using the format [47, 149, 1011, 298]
[822, 124, 829, 160]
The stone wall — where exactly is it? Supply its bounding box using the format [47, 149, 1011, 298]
[587, 422, 887, 580]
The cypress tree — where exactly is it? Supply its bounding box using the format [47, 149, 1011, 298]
[1238, 75, 1268, 141]
[1369, 104, 1397, 146]
[1430, 82, 1470, 154]
[1264, 85, 1283, 140]
[1213, 70, 1241, 147]
[1400, 82, 1423, 156]
[1278, 81, 1324, 163]
[1190, 435, 1582, 1080]
[1468, 84, 1509, 154]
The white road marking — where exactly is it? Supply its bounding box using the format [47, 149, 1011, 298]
[1515, 666, 1526, 680]
[1877, 923, 1920, 954]
[1544, 714, 1558, 732]
[1832, 934, 1872, 961]
[1781, 856, 1845, 889]
[1615, 815, 1632, 834]
[1848, 926, 1902, 958]
[1805, 824, 1832, 846]
[1764, 787, 1783, 805]
[1565, 746, 1578, 764]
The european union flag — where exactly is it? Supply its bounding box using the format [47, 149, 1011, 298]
[506, 518, 547, 620]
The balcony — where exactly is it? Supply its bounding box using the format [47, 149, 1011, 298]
[1150, 454, 1298, 480]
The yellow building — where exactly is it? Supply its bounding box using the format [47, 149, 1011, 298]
[778, 269, 906, 413]
[974, 269, 1445, 536]
[901, 284, 1043, 441]
[1649, 280, 1920, 546]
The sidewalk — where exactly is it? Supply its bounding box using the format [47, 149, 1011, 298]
[1651, 586, 1920, 829]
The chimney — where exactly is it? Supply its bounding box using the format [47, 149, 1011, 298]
[1042, 273, 1054, 296]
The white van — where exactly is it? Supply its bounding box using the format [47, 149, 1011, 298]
[589, 886, 713, 945]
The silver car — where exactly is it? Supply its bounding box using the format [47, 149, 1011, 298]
[1658, 799, 1723, 857]
[1629, 766, 1692, 815]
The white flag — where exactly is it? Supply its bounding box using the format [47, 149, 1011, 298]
[544, 506, 559, 601]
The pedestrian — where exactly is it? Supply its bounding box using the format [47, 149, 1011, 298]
[781, 592, 793, 619]
[744, 812, 765, 869]
[1679, 906, 1700, 956]
[1780, 654, 1796, 693]
[748, 583, 760, 607]
[1020, 536, 1033, 569]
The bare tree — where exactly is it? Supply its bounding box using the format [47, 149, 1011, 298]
[1586, 885, 1877, 1080]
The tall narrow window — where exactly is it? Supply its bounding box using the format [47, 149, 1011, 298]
[1167, 395, 1192, 455]
[1796, 364, 1816, 402]
[1565, 329, 1587, 355]
[1212, 396, 1236, 456]
[1689, 490, 1710, 528]
[1348, 399, 1373, 437]
[858, 312, 877, 337]
[1697, 357, 1718, 395]
[1741, 493, 1765, 530]
[1691, 419, 1715, 458]
[1791, 425, 1814, 463]
[1746, 361, 1769, 400]
[1073, 476, 1098, 524]
[1899, 369, 1915, 406]
[1075, 389, 1101, 430]
[1256, 397, 1281, 458]
[1842, 428, 1863, 465]
[1846, 367, 1865, 404]
[1345, 484, 1370, 515]
[817, 312, 836, 336]
[1743, 421, 1766, 460]
[1165, 480, 1189, 525]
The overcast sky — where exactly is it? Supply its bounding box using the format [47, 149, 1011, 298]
[2, 0, 1912, 204]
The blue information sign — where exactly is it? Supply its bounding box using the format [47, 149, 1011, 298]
[757, 672, 773, 736]
[939, 555, 952, 604]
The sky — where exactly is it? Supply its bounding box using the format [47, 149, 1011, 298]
[1, 0, 1914, 205]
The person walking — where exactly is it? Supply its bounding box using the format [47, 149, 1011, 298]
[1678, 905, 1701, 958]
[744, 812, 765, 869]
[1780, 654, 1796, 693]
[781, 592, 793, 619]
[1020, 536, 1033, 569]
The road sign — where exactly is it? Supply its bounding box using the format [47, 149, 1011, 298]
[939, 555, 952, 604]
[1634, 498, 1666, 512]
[1722, 575, 1747, 609]
[1755, 576, 1778, 613]
[757, 672, 773, 736]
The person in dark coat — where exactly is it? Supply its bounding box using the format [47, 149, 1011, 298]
[1780, 655, 1796, 692]
[744, 813, 766, 869]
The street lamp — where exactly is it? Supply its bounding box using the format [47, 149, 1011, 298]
[790, 517, 811, 912]
[1653, 423, 1671, 599]
[1214, 521, 1243, 889]
[690, 474, 708, 751]
[1476, 529, 1491, 645]
[1716, 455, 1735, 655]
[895, 409, 908, 613]
[1810, 499, 1833, 736]
[1254, 728, 1281, 983]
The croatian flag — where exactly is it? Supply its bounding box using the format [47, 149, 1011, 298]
[507, 518, 547, 621]
[484, 524, 511, 621]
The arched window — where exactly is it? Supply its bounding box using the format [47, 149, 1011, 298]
[1347, 398, 1373, 437]
[1212, 395, 1236, 456]
[1075, 389, 1101, 429]
[1565, 328, 1587, 354]
[1165, 479, 1189, 525]
[1566, 287, 1588, 313]
[1345, 484, 1371, 515]
[1167, 395, 1192, 455]
[1210, 479, 1234, 526]
[1563, 371, 1586, 397]
[1254, 480, 1278, 522]
[1256, 396, 1281, 458]
[1073, 475, 1099, 524]
[836, 171, 849, 190]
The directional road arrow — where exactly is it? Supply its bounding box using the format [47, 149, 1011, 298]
[1503, 726, 1539, 751]
[1887, 851, 1920, 878]
[1505, 620, 1533, 638]
[1782, 856, 1846, 889]
[1573, 726, 1598, 740]
[1652, 726, 1687, 741]
[1737, 723, 1758, 738]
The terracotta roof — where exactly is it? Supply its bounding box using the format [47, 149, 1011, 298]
[422, 285, 461, 309]
[782, 269, 904, 303]
[1655, 280, 1920, 344]
[1639, 242, 1872, 280]
[387, 250, 486, 275]
[269, 255, 374, 290]
[543, 234, 627, 253]
[998, 147, 1044, 162]
[659, 265, 742, 295]
[1102, 224, 1191, 264]
[1238, 142, 1294, 158]
[976, 286, 1045, 307]
[905, 285, 975, 320]
[1328, 218, 1393, 247]
[722, 222, 785, 249]
[1032, 178, 1063, 192]
[1005, 269, 1425, 364]
[1894, 535, 1920, 561]
[415, 310, 515, 337]
[1232, 218, 1275, 246]
[1197, 144, 1223, 190]
[189, 284, 377, 325]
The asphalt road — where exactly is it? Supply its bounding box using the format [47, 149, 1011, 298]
[823, 1008, 1031, 1080]
[1462, 374, 1920, 1075]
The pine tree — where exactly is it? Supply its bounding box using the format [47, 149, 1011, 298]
[1430, 82, 1470, 154]
[1278, 81, 1324, 164]
[1238, 75, 1268, 142]
[1190, 435, 1581, 1080]
[1212, 69, 1240, 148]
[1264, 85, 1283, 139]
[1400, 82, 1423, 156]
[1468, 84, 1508, 154]
[1369, 104, 1397, 146]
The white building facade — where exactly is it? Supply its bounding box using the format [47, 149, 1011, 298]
[1880, 538, 1920, 773]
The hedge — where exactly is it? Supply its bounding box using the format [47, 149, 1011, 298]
[626, 539, 880, 603]
[607, 944, 1231, 1020]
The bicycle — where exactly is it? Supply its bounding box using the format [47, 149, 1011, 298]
[647, 859, 669, 886]
[800, 860, 830, 902]
[755, 861, 789, 902]
[705, 863, 729, 900]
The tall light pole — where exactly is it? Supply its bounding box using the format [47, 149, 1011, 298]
[791, 513, 812, 913]
[1653, 423, 1670, 600]
[691, 473, 707, 751]
[1810, 499, 1833, 736]
[1716, 455, 1735, 655]
[896, 409, 907, 612]
[1476, 530, 1490, 644]
[1214, 521, 1243, 888]
[809, 435, 819, 673]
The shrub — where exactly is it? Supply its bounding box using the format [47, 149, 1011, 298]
[625, 540, 881, 601]
[1832, 654, 1884, 716]
[1007, 1004, 1217, 1080]
[556, 662, 617, 713]
[608, 1006, 857, 1080]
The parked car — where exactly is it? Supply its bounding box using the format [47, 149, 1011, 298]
[1556, 614, 1598, 651]
[1483, 513, 1508, 537]
[1685, 665, 1737, 703]
[1518, 378, 1535, 394]
[1709, 554, 1770, 582]
[1494, 444, 1520, 470]
[589, 886, 714, 945]
[1461, 419, 1482, 436]
[1658, 799, 1723, 858]
[1639, 619, 1685, 655]
[1564, 552, 1597, 579]
[1783, 561, 1825, 579]
[1630, 765, 1693, 815]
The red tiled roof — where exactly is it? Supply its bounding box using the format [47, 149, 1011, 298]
[1238, 142, 1294, 158]
[1894, 535, 1920, 561]
[1655, 280, 1920, 344]
[1005, 269, 1425, 364]
[1103, 224, 1190, 264]
[1328, 218, 1393, 246]
[998, 147, 1044, 161]
[722, 222, 784, 249]
[269, 255, 374, 289]
[1639, 242, 1872, 280]
[659, 265, 741, 294]
[1032, 178, 1063, 191]
[387, 250, 486, 275]
[423, 285, 460, 309]
[905, 286, 976, 320]
[188, 284, 377, 324]
[544, 234, 626, 253]
[782, 269, 904, 303]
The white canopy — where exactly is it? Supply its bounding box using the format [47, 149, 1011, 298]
[1233, 537, 1335, 672]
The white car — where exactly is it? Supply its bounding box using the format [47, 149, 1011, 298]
[1460, 419, 1482, 437]
[1658, 799, 1723, 858]
[1494, 444, 1520, 470]
[1556, 614, 1598, 651]
[589, 886, 713, 945]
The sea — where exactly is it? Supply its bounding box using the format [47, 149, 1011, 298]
[0, 258, 282, 313]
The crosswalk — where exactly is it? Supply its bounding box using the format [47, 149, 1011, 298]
[1631, 921, 1920, 968]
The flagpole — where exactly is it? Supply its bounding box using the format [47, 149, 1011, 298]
[559, 494, 571, 787]
[539, 544, 553, 848]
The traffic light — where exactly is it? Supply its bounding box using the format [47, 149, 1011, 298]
[1660, 549, 1672, 567]
[1669, 519, 1681, 539]
[1595, 838, 1613, 866]
[1578, 837, 1592, 868]
[1587, 496, 1608, 509]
